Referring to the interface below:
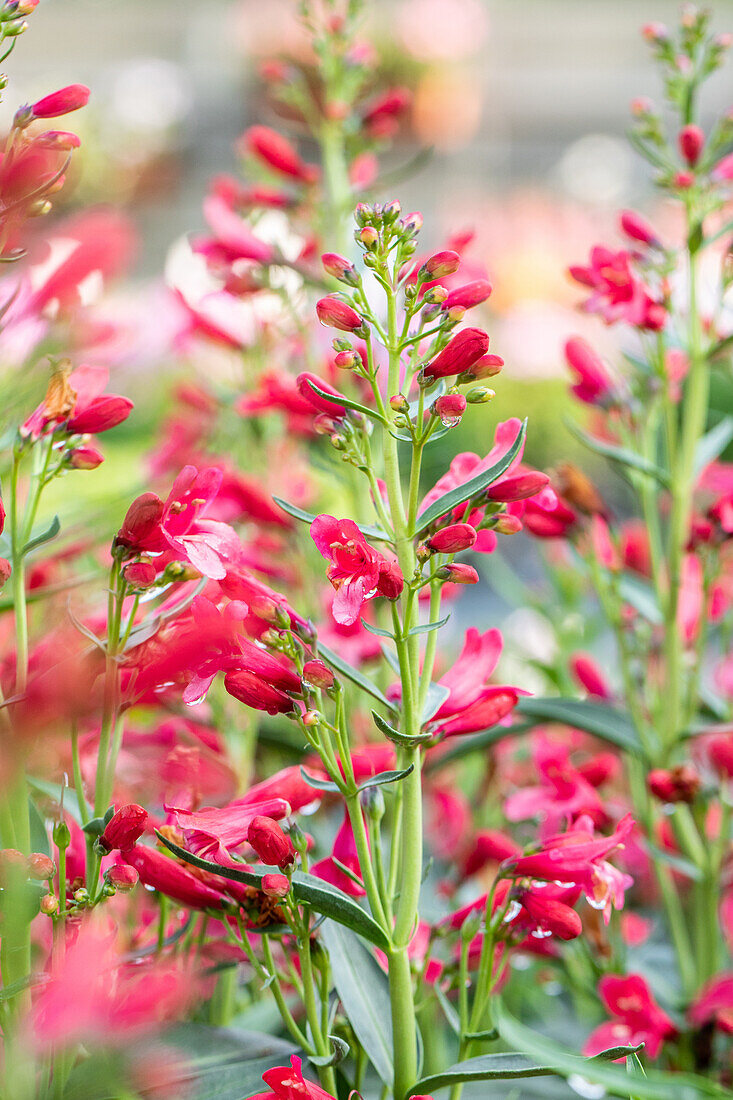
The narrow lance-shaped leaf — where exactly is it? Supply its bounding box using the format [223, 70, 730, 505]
[414, 419, 527, 535]
[565, 420, 670, 486]
[517, 696, 644, 756]
[317, 641, 398, 712]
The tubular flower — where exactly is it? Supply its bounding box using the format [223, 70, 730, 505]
[315, 296, 365, 333]
[569, 246, 666, 330]
[247, 816, 295, 869]
[249, 1056, 336, 1100]
[21, 364, 133, 442]
[429, 628, 520, 738]
[564, 337, 615, 406]
[501, 813, 635, 924]
[242, 126, 318, 183]
[688, 974, 733, 1034]
[172, 796, 291, 865]
[121, 846, 229, 910]
[29, 84, 90, 119]
[100, 804, 148, 852]
[422, 327, 490, 381]
[310, 515, 403, 626]
[583, 974, 676, 1059]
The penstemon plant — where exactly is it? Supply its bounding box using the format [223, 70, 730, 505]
[1, 3, 733, 1100]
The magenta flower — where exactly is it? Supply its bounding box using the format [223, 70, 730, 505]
[21, 364, 133, 441]
[249, 1055, 336, 1100]
[583, 973, 676, 1059]
[242, 126, 318, 184]
[171, 796, 291, 865]
[569, 246, 666, 330]
[310, 514, 404, 626]
[430, 627, 520, 738]
[501, 813, 635, 924]
[29, 84, 90, 119]
[688, 974, 733, 1034]
[564, 337, 615, 406]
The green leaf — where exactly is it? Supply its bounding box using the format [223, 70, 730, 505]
[28, 798, 50, 856]
[156, 1024, 297, 1100]
[517, 697, 643, 756]
[317, 642, 397, 712]
[408, 615, 450, 637]
[361, 618, 395, 640]
[320, 921, 394, 1089]
[694, 415, 733, 475]
[303, 376, 388, 425]
[414, 419, 527, 535]
[299, 766, 341, 794]
[26, 776, 84, 825]
[155, 832, 391, 951]
[357, 765, 414, 792]
[434, 983, 461, 1035]
[372, 709, 431, 747]
[273, 496, 391, 544]
[493, 999, 728, 1100]
[22, 514, 60, 557]
[408, 1052, 557, 1094]
[566, 421, 670, 486]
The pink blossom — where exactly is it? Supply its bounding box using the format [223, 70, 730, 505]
[583, 973, 676, 1059]
[569, 246, 666, 329]
[310, 514, 403, 625]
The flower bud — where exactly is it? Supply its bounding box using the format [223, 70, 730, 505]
[302, 659, 334, 690]
[316, 297, 366, 334]
[678, 124, 705, 166]
[0, 848, 26, 880]
[123, 560, 158, 588]
[27, 852, 55, 879]
[422, 285, 448, 305]
[436, 563, 479, 585]
[52, 820, 71, 849]
[358, 226, 379, 249]
[422, 328, 490, 382]
[465, 387, 495, 404]
[100, 804, 148, 853]
[389, 393, 410, 414]
[487, 471, 550, 503]
[322, 252, 359, 286]
[106, 864, 139, 891]
[459, 353, 503, 383]
[262, 872, 290, 898]
[494, 513, 522, 535]
[0, 559, 11, 588]
[361, 785, 385, 821]
[642, 22, 669, 43]
[334, 350, 358, 370]
[422, 250, 460, 279]
[648, 765, 701, 804]
[40, 894, 59, 915]
[442, 280, 492, 311]
[354, 202, 372, 226]
[247, 816, 295, 869]
[68, 444, 104, 470]
[29, 84, 90, 119]
[433, 393, 466, 427]
[116, 492, 164, 553]
[673, 170, 695, 189]
[619, 209, 660, 249]
[426, 523, 477, 554]
[401, 211, 423, 237]
[383, 199, 402, 222]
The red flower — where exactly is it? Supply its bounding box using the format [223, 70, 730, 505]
[442, 280, 492, 312]
[310, 514, 403, 626]
[247, 816, 295, 868]
[569, 246, 666, 329]
[583, 973, 676, 1059]
[689, 974, 733, 1034]
[501, 814, 635, 924]
[569, 652, 612, 700]
[296, 372, 349, 417]
[21, 364, 133, 441]
[100, 804, 148, 852]
[121, 846, 229, 910]
[172, 796, 291, 865]
[429, 628, 520, 738]
[30, 84, 90, 119]
[250, 1055, 335, 1100]
[678, 124, 705, 166]
[426, 523, 477, 553]
[242, 126, 318, 183]
[564, 337, 614, 406]
[315, 296, 365, 333]
[422, 327, 490, 381]
[508, 885, 583, 942]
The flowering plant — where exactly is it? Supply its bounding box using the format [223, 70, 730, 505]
[0, 3, 733, 1100]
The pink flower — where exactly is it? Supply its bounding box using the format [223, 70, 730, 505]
[569, 246, 666, 330]
[171, 795, 291, 865]
[249, 1055, 335, 1100]
[504, 736, 607, 833]
[678, 124, 705, 166]
[583, 973, 676, 1059]
[429, 627, 520, 738]
[619, 210, 660, 248]
[569, 652, 612, 700]
[564, 337, 614, 405]
[122, 845, 230, 910]
[689, 974, 733, 1034]
[426, 523, 477, 553]
[422, 327, 490, 381]
[242, 126, 318, 184]
[501, 813, 635, 924]
[30, 920, 193, 1051]
[441, 280, 492, 312]
[508, 885, 583, 942]
[29, 84, 90, 119]
[21, 364, 133, 441]
[310, 514, 404, 625]
[315, 296, 365, 333]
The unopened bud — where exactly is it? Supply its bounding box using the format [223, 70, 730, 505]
[334, 350, 358, 370]
[100, 804, 148, 853]
[389, 394, 410, 414]
[678, 124, 705, 167]
[427, 523, 477, 554]
[422, 285, 448, 305]
[494, 513, 523, 535]
[322, 252, 359, 286]
[302, 659, 334, 690]
[401, 211, 423, 237]
[316, 296, 365, 334]
[106, 864, 139, 891]
[27, 853, 55, 879]
[262, 872, 290, 898]
[361, 785, 385, 821]
[422, 250, 460, 279]
[359, 226, 379, 249]
[432, 392, 465, 427]
[435, 562, 479, 585]
[52, 820, 71, 850]
[466, 387, 495, 404]
[247, 816, 295, 869]
[40, 894, 59, 915]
